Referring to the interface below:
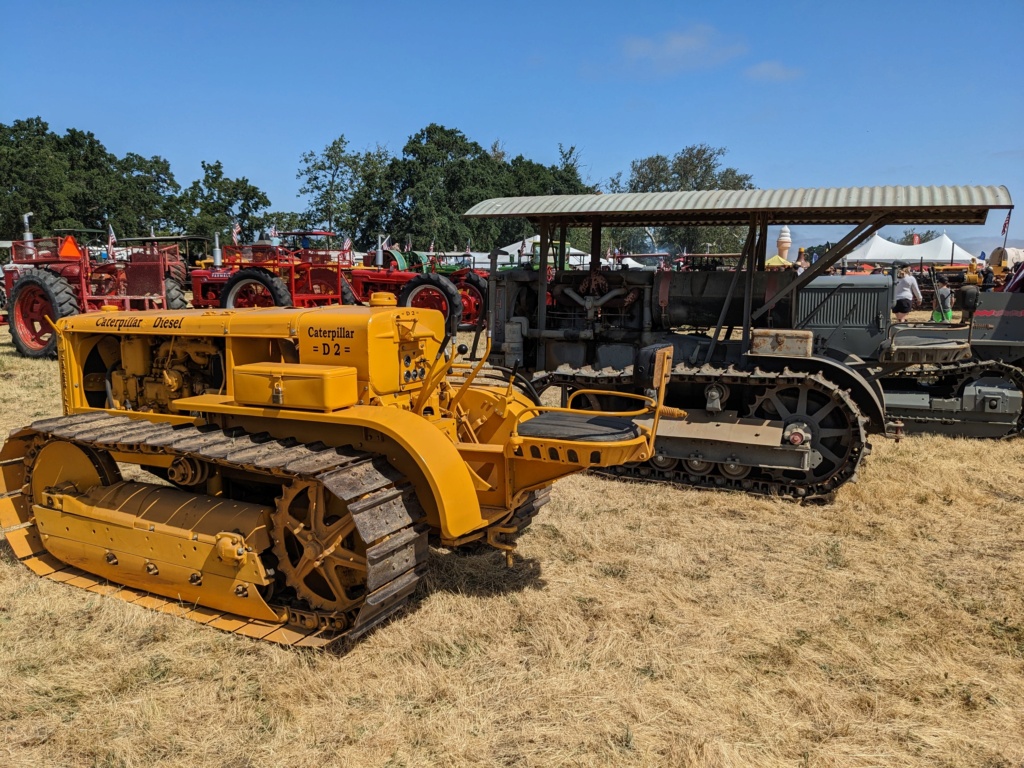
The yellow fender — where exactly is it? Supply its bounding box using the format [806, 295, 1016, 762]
[339, 406, 486, 539]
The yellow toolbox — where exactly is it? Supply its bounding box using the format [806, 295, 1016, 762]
[232, 362, 359, 411]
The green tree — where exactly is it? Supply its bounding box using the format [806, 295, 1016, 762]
[391, 124, 506, 251]
[254, 211, 314, 236]
[887, 228, 940, 245]
[174, 161, 270, 243]
[0, 117, 74, 238]
[607, 144, 754, 255]
[56, 128, 120, 232]
[110, 153, 180, 235]
[297, 136, 361, 235]
[342, 145, 394, 248]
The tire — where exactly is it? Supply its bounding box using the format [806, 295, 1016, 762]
[164, 278, 188, 310]
[9, 268, 80, 358]
[458, 271, 488, 328]
[220, 268, 291, 308]
[340, 274, 361, 306]
[167, 259, 188, 286]
[397, 272, 463, 330]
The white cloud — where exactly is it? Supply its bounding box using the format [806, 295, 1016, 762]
[744, 60, 802, 82]
[621, 24, 747, 76]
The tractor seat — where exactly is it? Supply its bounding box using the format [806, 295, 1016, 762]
[517, 411, 640, 443]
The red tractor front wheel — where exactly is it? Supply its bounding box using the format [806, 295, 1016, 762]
[9, 269, 81, 358]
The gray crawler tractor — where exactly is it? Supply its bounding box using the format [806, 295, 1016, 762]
[466, 185, 1013, 499]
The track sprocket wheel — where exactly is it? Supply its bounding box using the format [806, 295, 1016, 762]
[748, 377, 863, 487]
[271, 479, 368, 614]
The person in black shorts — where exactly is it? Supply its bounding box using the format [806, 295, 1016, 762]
[892, 268, 922, 321]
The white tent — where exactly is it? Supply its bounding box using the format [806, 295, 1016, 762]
[498, 235, 591, 267]
[846, 233, 976, 265]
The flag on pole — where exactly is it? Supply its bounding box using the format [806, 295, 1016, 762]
[382, 235, 392, 250]
[342, 236, 352, 252]
[269, 223, 278, 238]
[107, 223, 117, 251]
[1003, 211, 1012, 236]
[518, 237, 526, 258]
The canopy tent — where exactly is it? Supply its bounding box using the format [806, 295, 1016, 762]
[497, 234, 593, 268]
[845, 233, 976, 265]
[498, 235, 589, 260]
[765, 255, 792, 268]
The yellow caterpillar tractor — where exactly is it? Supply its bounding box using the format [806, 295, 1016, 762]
[0, 294, 672, 647]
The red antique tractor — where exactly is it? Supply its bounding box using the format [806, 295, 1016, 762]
[345, 249, 466, 327]
[191, 236, 472, 328]
[350, 249, 488, 328]
[190, 231, 358, 310]
[3, 226, 189, 358]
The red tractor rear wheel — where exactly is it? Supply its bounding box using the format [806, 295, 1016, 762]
[456, 271, 488, 328]
[164, 278, 188, 310]
[397, 273, 463, 329]
[220, 269, 292, 308]
[9, 269, 80, 358]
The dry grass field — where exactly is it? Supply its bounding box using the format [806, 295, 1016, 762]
[1, 324, 1023, 767]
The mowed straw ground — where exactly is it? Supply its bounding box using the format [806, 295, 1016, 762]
[1, 325, 1022, 767]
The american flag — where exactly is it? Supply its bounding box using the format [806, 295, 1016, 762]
[518, 237, 526, 257]
[231, 221, 241, 246]
[1003, 211, 1012, 236]
[342, 236, 352, 252]
[107, 223, 116, 252]
[269, 223, 278, 238]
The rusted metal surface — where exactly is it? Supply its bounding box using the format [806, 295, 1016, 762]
[749, 329, 814, 357]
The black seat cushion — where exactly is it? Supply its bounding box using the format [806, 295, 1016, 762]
[517, 412, 640, 442]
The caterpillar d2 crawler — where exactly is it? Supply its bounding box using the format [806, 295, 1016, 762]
[0, 296, 671, 646]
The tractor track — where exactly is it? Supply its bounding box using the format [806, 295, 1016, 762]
[880, 358, 1024, 437]
[2, 411, 432, 647]
[537, 363, 870, 502]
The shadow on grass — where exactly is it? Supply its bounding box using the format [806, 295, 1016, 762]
[421, 547, 546, 598]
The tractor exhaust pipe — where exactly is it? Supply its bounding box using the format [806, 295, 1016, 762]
[213, 233, 222, 268]
[21, 212, 34, 245]
[376, 234, 384, 267]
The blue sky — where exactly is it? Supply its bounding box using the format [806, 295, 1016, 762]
[3, 0, 1022, 254]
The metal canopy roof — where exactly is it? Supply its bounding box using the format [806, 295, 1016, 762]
[464, 185, 1013, 227]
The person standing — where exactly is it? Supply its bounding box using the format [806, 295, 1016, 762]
[982, 265, 995, 291]
[931, 274, 954, 322]
[892, 268, 922, 321]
